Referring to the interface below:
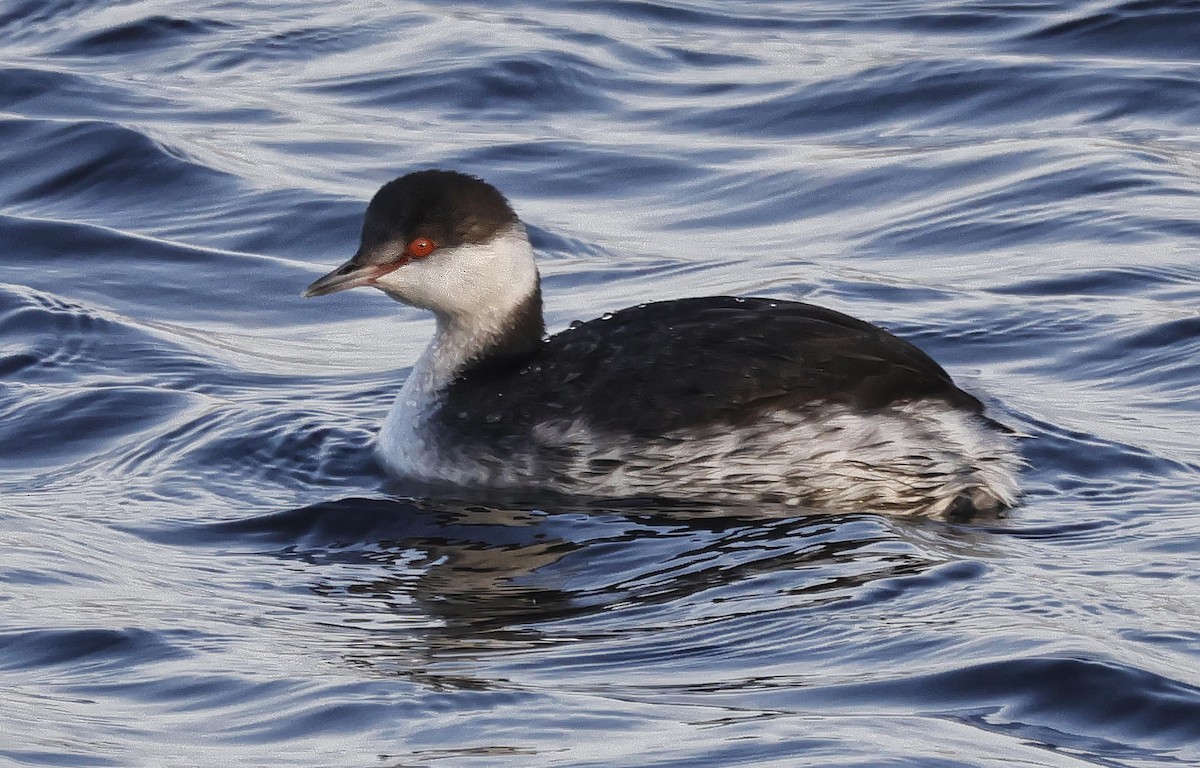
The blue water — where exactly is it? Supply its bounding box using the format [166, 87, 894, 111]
[2, 1, 1199, 765]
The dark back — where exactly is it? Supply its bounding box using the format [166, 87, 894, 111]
[438, 296, 982, 438]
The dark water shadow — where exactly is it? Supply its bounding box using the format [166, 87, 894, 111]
[128, 495, 1006, 678]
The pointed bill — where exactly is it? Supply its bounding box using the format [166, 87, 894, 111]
[303, 258, 385, 298]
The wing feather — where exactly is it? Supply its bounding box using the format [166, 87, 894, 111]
[440, 296, 981, 437]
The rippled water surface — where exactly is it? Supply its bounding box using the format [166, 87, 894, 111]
[3, 1, 1199, 765]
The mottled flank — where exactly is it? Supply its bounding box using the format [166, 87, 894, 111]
[382, 399, 1021, 518]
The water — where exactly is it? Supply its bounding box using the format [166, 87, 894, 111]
[2, 0, 1199, 765]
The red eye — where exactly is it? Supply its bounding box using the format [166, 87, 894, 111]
[406, 237, 437, 259]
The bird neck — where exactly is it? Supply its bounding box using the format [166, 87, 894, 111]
[407, 282, 545, 399]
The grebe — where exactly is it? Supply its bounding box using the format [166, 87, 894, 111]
[304, 170, 1020, 518]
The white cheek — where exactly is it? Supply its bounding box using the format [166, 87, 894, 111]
[374, 255, 464, 311]
[372, 225, 537, 323]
